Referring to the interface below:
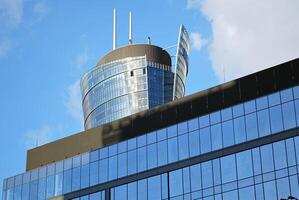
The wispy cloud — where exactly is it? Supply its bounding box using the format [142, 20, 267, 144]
[0, 0, 23, 31]
[188, 0, 299, 81]
[0, 38, 14, 57]
[190, 32, 206, 51]
[75, 47, 90, 69]
[32, 1, 49, 21]
[65, 80, 84, 129]
[24, 126, 52, 149]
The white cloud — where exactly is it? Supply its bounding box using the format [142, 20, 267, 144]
[188, 0, 299, 81]
[75, 47, 90, 69]
[0, 38, 13, 57]
[190, 32, 206, 51]
[24, 126, 52, 149]
[0, 0, 23, 31]
[33, 1, 49, 21]
[65, 80, 84, 125]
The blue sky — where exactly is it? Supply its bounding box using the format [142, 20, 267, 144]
[1, 0, 299, 195]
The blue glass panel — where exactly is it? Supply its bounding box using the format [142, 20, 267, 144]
[261, 144, 274, 173]
[114, 185, 127, 200]
[109, 144, 118, 156]
[118, 141, 127, 153]
[72, 156, 81, 168]
[236, 150, 253, 179]
[200, 127, 211, 153]
[290, 175, 299, 197]
[221, 108, 232, 121]
[158, 140, 168, 166]
[29, 180, 38, 200]
[128, 138, 137, 150]
[202, 161, 213, 188]
[137, 179, 147, 200]
[233, 104, 244, 118]
[281, 88, 293, 103]
[189, 130, 200, 157]
[146, 131, 156, 144]
[137, 147, 147, 172]
[244, 100, 256, 114]
[71, 167, 80, 191]
[295, 99, 299, 125]
[128, 182, 137, 200]
[257, 109, 271, 136]
[128, 150, 137, 175]
[277, 177, 291, 198]
[188, 118, 199, 131]
[148, 175, 161, 200]
[99, 147, 108, 159]
[199, 114, 210, 128]
[117, 153, 127, 178]
[99, 159, 108, 183]
[38, 179, 46, 200]
[90, 161, 99, 186]
[210, 111, 221, 125]
[168, 137, 178, 163]
[295, 137, 299, 164]
[268, 92, 281, 106]
[213, 159, 221, 185]
[14, 186, 22, 200]
[157, 128, 167, 141]
[256, 96, 268, 110]
[54, 173, 63, 196]
[239, 186, 254, 200]
[282, 101, 296, 130]
[169, 169, 183, 197]
[22, 184, 29, 200]
[234, 116, 246, 143]
[108, 156, 117, 180]
[190, 164, 201, 191]
[46, 175, 55, 198]
[80, 165, 89, 189]
[63, 170, 71, 193]
[269, 105, 284, 133]
[221, 155, 236, 183]
[285, 138, 296, 166]
[223, 190, 238, 200]
[183, 167, 190, 193]
[211, 124, 222, 151]
[167, 125, 177, 138]
[178, 134, 189, 160]
[264, 181, 277, 199]
[245, 113, 259, 140]
[137, 135, 147, 148]
[222, 120, 234, 147]
[293, 86, 299, 99]
[252, 148, 262, 175]
[273, 141, 287, 170]
[178, 122, 188, 135]
[147, 143, 157, 169]
[161, 174, 168, 199]
[64, 158, 72, 170]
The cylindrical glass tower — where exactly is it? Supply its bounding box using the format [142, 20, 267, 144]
[81, 44, 176, 129]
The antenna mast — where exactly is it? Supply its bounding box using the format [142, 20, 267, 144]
[129, 11, 132, 45]
[113, 8, 117, 50]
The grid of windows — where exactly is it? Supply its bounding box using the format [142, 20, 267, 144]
[110, 136, 299, 200]
[3, 85, 299, 200]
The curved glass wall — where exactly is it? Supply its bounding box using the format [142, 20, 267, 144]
[3, 85, 299, 200]
[81, 56, 174, 130]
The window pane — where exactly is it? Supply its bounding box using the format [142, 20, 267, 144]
[99, 159, 108, 183]
[158, 140, 168, 166]
[178, 122, 188, 135]
[128, 150, 137, 175]
[269, 105, 284, 133]
[213, 159, 221, 185]
[245, 100, 256, 114]
[268, 92, 281, 106]
[90, 161, 99, 186]
[295, 99, 299, 126]
[118, 153, 127, 178]
[276, 177, 290, 199]
[128, 182, 137, 200]
[199, 114, 210, 128]
[273, 141, 287, 170]
[239, 186, 254, 200]
[234, 116, 246, 143]
[72, 167, 80, 191]
[147, 143, 157, 169]
[54, 173, 63, 196]
[128, 138, 137, 150]
[256, 96, 268, 110]
[257, 109, 271, 136]
[168, 137, 178, 163]
[148, 176, 161, 200]
[137, 147, 147, 172]
[38, 178, 46, 200]
[63, 170, 71, 193]
[281, 88, 293, 103]
[260, 144, 274, 173]
[282, 101, 296, 130]
[245, 113, 258, 140]
[188, 118, 199, 131]
[233, 104, 244, 118]
[22, 184, 29, 200]
[109, 156, 117, 180]
[118, 141, 127, 153]
[137, 135, 147, 147]
[147, 131, 156, 144]
[46, 175, 55, 198]
[109, 144, 118, 156]
[202, 161, 213, 188]
[210, 111, 221, 124]
[294, 85, 299, 99]
[211, 124, 222, 151]
[169, 169, 183, 197]
[264, 181, 277, 199]
[285, 138, 296, 166]
[252, 148, 262, 175]
[183, 168, 190, 193]
[157, 128, 167, 141]
[221, 155, 236, 183]
[167, 125, 177, 138]
[190, 164, 201, 191]
[30, 180, 38, 200]
[236, 150, 253, 179]
[178, 134, 189, 160]
[222, 120, 234, 147]
[114, 185, 127, 200]
[221, 108, 232, 121]
[137, 179, 147, 200]
[200, 127, 211, 153]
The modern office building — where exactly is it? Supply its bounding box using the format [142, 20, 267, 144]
[81, 11, 190, 130]
[2, 58, 299, 200]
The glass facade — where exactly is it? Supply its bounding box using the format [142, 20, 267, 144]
[3, 85, 299, 200]
[81, 56, 175, 129]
